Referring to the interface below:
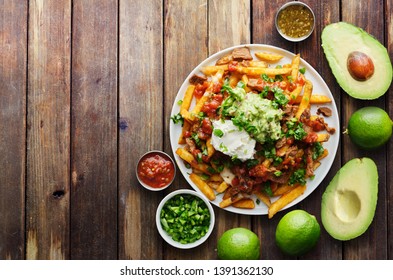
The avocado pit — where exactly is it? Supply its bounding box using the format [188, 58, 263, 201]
[347, 51, 375, 81]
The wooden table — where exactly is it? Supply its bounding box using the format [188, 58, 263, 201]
[1, 0, 392, 260]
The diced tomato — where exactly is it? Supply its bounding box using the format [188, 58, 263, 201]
[191, 148, 201, 158]
[296, 74, 305, 86]
[228, 61, 238, 72]
[286, 138, 294, 145]
[194, 81, 209, 99]
[231, 176, 240, 187]
[201, 93, 223, 118]
[304, 132, 318, 143]
[183, 131, 191, 138]
[310, 120, 325, 132]
[279, 81, 288, 90]
[212, 82, 222, 93]
[201, 118, 213, 135]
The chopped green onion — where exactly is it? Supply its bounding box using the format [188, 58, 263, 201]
[213, 129, 224, 137]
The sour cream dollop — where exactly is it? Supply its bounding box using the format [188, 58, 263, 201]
[211, 119, 256, 162]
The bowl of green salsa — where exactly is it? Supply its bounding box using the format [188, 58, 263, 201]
[275, 1, 315, 42]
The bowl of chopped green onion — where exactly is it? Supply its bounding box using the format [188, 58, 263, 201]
[156, 189, 215, 249]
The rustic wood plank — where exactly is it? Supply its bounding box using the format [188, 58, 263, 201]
[26, 0, 71, 260]
[208, 0, 250, 51]
[118, 0, 163, 260]
[297, 0, 343, 260]
[71, 0, 118, 259]
[208, 0, 253, 260]
[163, 0, 209, 259]
[252, 0, 294, 50]
[386, 0, 393, 260]
[340, 0, 387, 260]
[252, 0, 296, 260]
[0, 0, 27, 260]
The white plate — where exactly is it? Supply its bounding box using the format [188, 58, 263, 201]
[169, 44, 340, 215]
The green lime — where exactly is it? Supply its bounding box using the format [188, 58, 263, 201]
[217, 227, 260, 260]
[347, 106, 393, 149]
[275, 210, 320, 256]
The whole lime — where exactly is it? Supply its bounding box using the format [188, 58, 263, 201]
[217, 227, 260, 260]
[347, 106, 393, 149]
[275, 210, 320, 256]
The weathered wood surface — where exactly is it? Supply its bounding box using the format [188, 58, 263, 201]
[0, 0, 391, 260]
[0, 0, 27, 260]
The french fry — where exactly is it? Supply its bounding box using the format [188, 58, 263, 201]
[291, 54, 300, 80]
[178, 120, 191, 144]
[175, 148, 214, 175]
[233, 198, 255, 209]
[295, 79, 313, 119]
[276, 144, 290, 157]
[247, 60, 269, 68]
[255, 52, 284, 63]
[317, 148, 329, 160]
[206, 138, 215, 159]
[216, 181, 229, 193]
[292, 94, 332, 104]
[235, 65, 291, 76]
[189, 173, 216, 201]
[216, 54, 233, 65]
[268, 185, 307, 219]
[209, 173, 223, 182]
[188, 93, 210, 122]
[201, 65, 228, 76]
[219, 192, 245, 208]
[222, 187, 232, 200]
[241, 74, 252, 92]
[313, 161, 321, 170]
[288, 84, 303, 104]
[180, 85, 195, 119]
[253, 190, 271, 207]
[317, 133, 330, 142]
[208, 181, 220, 190]
[273, 184, 294, 196]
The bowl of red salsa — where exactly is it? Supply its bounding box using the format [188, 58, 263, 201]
[136, 150, 176, 191]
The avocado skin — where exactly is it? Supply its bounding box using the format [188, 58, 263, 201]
[321, 158, 378, 241]
[321, 22, 392, 100]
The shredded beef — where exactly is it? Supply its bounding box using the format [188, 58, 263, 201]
[232, 47, 253, 61]
[189, 74, 207, 85]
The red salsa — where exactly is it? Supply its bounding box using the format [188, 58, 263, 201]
[137, 152, 175, 189]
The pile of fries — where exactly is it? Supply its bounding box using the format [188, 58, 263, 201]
[172, 47, 335, 218]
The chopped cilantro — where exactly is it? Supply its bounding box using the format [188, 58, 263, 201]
[263, 182, 273, 197]
[286, 118, 307, 141]
[260, 85, 270, 98]
[261, 73, 274, 83]
[312, 142, 325, 160]
[274, 170, 282, 177]
[191, 132, 201, 147]
[246, 159, 259, 169]
[289, 169, 307, 185]
[171, 113, 184, 126]
[272, 87, 289, 107]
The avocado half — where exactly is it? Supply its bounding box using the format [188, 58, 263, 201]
[321, 158, 378, 241]
[321, 22, 392, 100]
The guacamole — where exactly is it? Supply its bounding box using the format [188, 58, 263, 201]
[233, 96, 284, 144]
